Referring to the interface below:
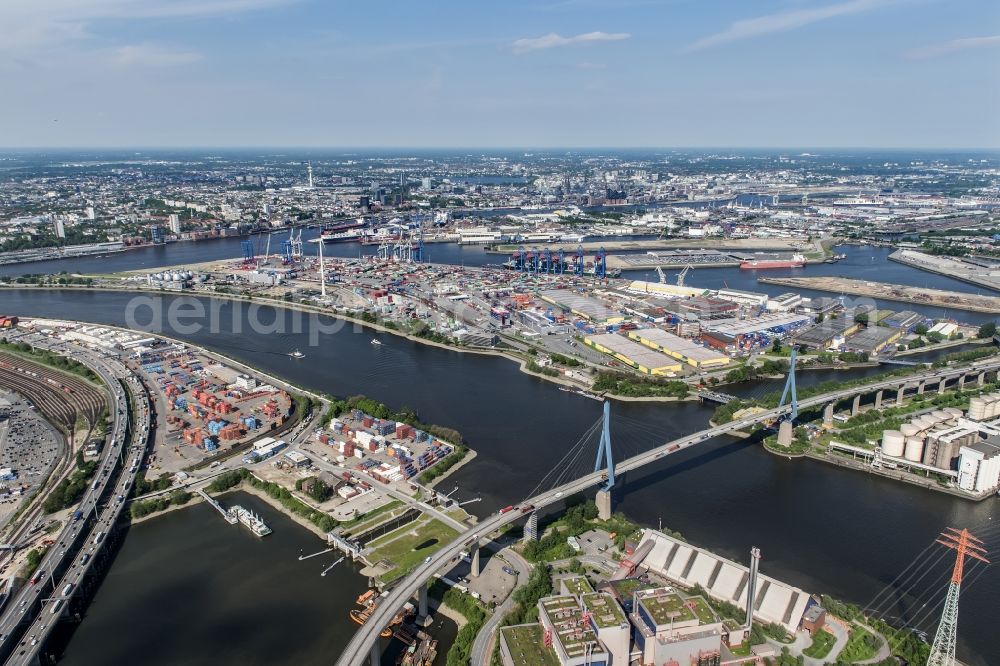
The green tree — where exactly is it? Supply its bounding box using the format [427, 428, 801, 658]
[978, 321, 997, 338]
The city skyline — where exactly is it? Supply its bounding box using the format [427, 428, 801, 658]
[3, 0, 998, 148]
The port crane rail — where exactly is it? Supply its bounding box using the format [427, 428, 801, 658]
[335, 355, 1000, 666]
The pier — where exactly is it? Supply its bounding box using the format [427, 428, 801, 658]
[196, 488, 238, 524]
[757, 276, 1000, 313]
[321, 556, 346, 576]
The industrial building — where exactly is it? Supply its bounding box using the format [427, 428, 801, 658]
[625, 280, 709, 299]
[584, 334, 683, 375]
[677, 297, 738, 321]
[635, 529, 810, 634]
[499, 578, 718, 666]
[957, 437, 1000, 494]
[627, 329, 729, 370]
[701, 312, 813, 353]
[537, 595, 611, 666]
[881, 310, 924, 330]
[631, 587, 723, 666]
[765, 292, 802, 312]
[842, 326, 901, 354]
[539, 289, 623, 324]
[793, 318, 860, 350]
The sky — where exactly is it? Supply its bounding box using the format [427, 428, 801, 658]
[1, 0, 998, 148]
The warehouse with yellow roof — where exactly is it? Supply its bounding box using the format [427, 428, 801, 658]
[583, 333, 683, 375]
[627, 328, 730, 370]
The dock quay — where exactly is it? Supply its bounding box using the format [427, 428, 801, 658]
[605, 249, 740, 270]
[228, 505, 272, 536]
[196, 488, 238, 524]
[757, 276, 1000, 313]
[888, 249, 1000, 293]
[486, 237, 811, 254]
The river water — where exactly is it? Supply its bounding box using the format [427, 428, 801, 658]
[54, 491, 458, 666]
[0, 254, 997, 663]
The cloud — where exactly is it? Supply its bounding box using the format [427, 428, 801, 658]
[110, 42, 203, 67]
[905, 34, 1000, 59]
[512, 31, 630, 54]
[1, 0, 293, 50]
[685, 0, 897, 52]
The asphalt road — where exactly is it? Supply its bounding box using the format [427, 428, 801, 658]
[335, 355, 1000, 666]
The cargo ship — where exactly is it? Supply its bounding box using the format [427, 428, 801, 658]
[228, 505, 272, 536]
[739, 254, 806, 269]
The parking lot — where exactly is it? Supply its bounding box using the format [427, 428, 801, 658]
[0, 391, 63, 526]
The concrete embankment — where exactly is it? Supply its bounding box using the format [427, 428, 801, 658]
[757, 276, 1000, 313]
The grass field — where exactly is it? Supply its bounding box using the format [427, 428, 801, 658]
[367, 518, 460, 583]
[839, 625, 880, 662]
[803, 629, 837, 659]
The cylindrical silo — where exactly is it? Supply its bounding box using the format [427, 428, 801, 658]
[904, 437, 924, 462]
[968, 397, 987, 420]
[944, 407, 963, 419]
[882, 430, 905, 458]
[900, 423, 920, 438]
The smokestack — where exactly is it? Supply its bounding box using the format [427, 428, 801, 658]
[746, 547, 761, 629]
[318, 237, 326, 298]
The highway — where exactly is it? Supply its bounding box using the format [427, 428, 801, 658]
[335, 355, 1000, 666]
[0, 334, 152, 664]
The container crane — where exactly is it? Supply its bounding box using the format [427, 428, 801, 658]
[656, 266, 666, 284]
[677, 264, 693, 287]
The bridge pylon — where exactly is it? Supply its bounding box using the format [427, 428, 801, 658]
[594, 401, 615, 520]
[777, 346, 798, 421]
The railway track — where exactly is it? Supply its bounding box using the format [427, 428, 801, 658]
[0, 353, 106, 432]
[0, 353, 110, 549]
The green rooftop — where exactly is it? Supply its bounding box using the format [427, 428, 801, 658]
[582, 592, 626, 629]
[500, 625, 561, 666]
[539, 596, 602, 658]
[638, 590, 717, 627]
[561, 575, 594, 597]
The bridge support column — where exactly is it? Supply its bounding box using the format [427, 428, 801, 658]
[370, 635, 383, 666]
[777, 420, 793, 447]
[938, 377, 946, 395]
[958, 374, 966, 391]
[596, 488, 612, 521]
[470, 544, 481, 577]
[897, 384, 906, 406]
[823, 403, 834, 428]
[851, 395, 861, 416]
[417, 582, 432, 625]
[979, 371, 986, 386]
[874, 390, 883, 410]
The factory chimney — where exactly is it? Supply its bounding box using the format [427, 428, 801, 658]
[745, 547, 761, 630]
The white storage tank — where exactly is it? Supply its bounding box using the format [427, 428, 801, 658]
[882, 430, 905, 458]
[900, 423, 920, 438]
[911, 417, 932, 433]
[904, 437, 924, 462]
[944, 407, 964, 418]
[968, 397, 987, 420]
